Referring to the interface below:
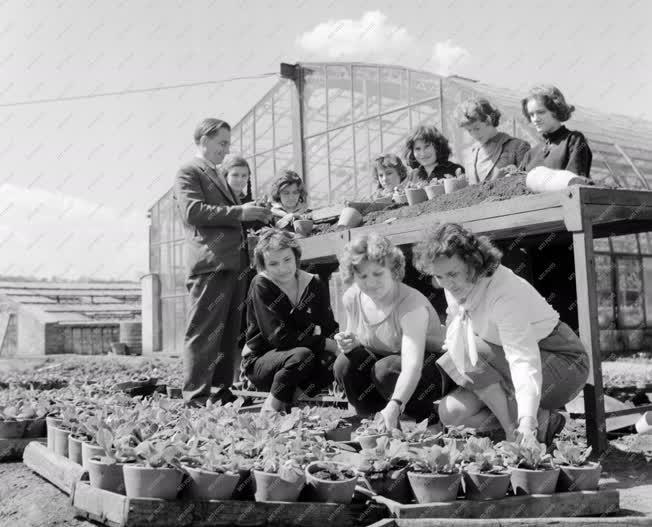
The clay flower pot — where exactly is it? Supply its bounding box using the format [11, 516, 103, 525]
[252, 469, 306, 502]
[23, 418, 46, 438]
[337, 207, 363, 228]
[293, 219, 314, 237]
[183, 465, 240, 500]
[232, 468, 255, 500]
[556, 462, 601, 492]
[0, 420, 27, 439]
[67, 435, 84, 465]
[81, 442, 105, 470]
[443, 178, 459, 194]
[463, 470, 511, 500]
[305, 461, 358, 504]
[425, 183, 445, 199]
[51, 427, 70, 458]
[407, 471, 462, 503]
[510, 466, 560, 495]
[87, 457, 127, 494]
[122, 464, 183, 499]
[46, 416, 63, 450]
[405, 187, 427, 206]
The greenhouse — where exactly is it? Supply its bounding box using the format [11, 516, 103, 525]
[146, 61, 652, 357]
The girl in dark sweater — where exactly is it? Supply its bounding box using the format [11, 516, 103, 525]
[241, 228, 339, 414]
[519, 85, 592, 178]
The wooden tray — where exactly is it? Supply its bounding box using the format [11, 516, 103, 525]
[369, 518, 650, 527]
[361, 487, 619, 519]
[22, 441, 86, 495]
[0, 436, 46, 461]
[72, 481, 388, 527]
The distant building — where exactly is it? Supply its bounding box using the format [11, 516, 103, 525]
[146, 62, 652, 357]
[0, 282, 141, 356]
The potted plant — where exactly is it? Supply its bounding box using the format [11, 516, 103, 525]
[461, 436, 510, 500]
[87, 426, 134, 494]
[398, 418, 442, 448]
[499, 434, 560, 495]
[293, 214, 314, 237]
[122, 440, 184, 499]
[305, 460, 358, 504]
[181, 439, 241, 500]
[355, 436, 412, 504]
[407, 442, 462, 503]
[404, 183, 428, 206]
[251, 436, 312, 502]
[352, 413, 390, 449]
[392, 186, 408, 205]
[0, 399, 48, 438]
[424, 181, 445, 200]
[553, 440, 601, 491]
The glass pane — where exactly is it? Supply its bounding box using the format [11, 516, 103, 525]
[305, 134, 330, 208]
[639, 232, 652, 254]
[274, 143, 296, 176]
[149, 243, 160, 273]
[274, 81, 294, 147]
[355, 118, 382, 198]
[591, 141, 645, 189]
[149, 203, 160, 244]
[329, 126, 355, 201]
[241, 113, 254, 157]
[161, 298, 175, 353]
[643, 258, 652, 325]
[253, 151, 275, 200]
[327, 65, 352, 129]
[611, 234, 638, 253]
[158, 193, 172, 243]
[410, 99, 441, 129]
[173, 202, 184, 241]
[593, 238, 611, 252]
[409, 70, 440, 104]
[230, 124, 242, 155]
[174, 242, 185, 293]
[381, 110, 410, 155]
[303, 65, 327, 137]
[616, 257, 644, 328]
[590, 156, 620, 188]
[380, 67, 408, 113]
[595, 254, 614, 329]
[513, 118, 540, 145]
[255, 97, 274, 153]
[159, 243, 173, 295]
[352, 66, 380, 121]
[174, 297, 185, 354]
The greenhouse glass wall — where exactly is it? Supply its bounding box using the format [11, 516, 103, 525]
[146, 61, 652, 356]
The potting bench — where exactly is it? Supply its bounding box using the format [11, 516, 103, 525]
[282, 186, 652, 454]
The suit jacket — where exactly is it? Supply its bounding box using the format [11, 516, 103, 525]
[465, 132, 531, 185]
[173, 156, 245, 277]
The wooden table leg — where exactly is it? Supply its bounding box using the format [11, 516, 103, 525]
[572, 227, 608, 454]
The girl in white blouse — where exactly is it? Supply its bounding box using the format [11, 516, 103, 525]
[413, 223, 589, 444]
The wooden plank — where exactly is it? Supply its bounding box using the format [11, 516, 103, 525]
[379, 516, 652, 527]
[604, 403, 652, 418]
[22, 441, 86, 495]
[585, 204, 652, 226]
[300, 230, 350, 263]
[72, 481, 387, 527]
[387, 489, 619, 520]
[73, 482, 128, 527]
[572, 226, 609, 454]
[0, 437, 46, 461]
[579, 186, 652, 207]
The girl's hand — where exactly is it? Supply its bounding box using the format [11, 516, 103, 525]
[380, 401, 401, 430]
[334, 331, 359, 354]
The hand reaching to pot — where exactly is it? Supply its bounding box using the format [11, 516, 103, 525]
[380, 400, 401, 431]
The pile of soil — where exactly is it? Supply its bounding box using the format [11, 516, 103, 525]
[311, 176, 533, 235]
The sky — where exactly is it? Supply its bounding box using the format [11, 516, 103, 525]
[1, 0, 651, 280]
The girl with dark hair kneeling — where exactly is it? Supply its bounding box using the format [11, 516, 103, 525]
[334, 233, 454, 430]
[413, 223, 589, 445]
[242, 228, 338, 415]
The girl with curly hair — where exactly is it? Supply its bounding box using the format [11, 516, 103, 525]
[519, 85, 592, 178]
[333, 233, 453, 430]
[269, 170, 310, 230]
[370, 153, 412, 199]
[413, 223, 589, 445]
[242, 228, 338, 415]
[454, 98, 531, 184]
[403, 125, 465, 183]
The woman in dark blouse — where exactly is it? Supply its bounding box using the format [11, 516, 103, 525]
[403, 125, 465, 183]
[519, 85, 592, 178]
[242, 228, 339, 414]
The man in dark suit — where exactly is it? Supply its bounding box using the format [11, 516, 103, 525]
[174, 118, 271, 405]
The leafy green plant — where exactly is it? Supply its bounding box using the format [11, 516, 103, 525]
[355, 413, 390, 437]
[461, 436, 506, 474]
[254, 435, 318, 483]
[393, 418, 441, 445]
[498, 434, 553, 470]
[409, 442, 461, 474]
[356, 436, 410, 474]
[552, 440, 592, 467]
[133, 440, 184, 469]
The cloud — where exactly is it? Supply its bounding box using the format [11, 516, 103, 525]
[296, 11, 470, 75]
[296, 11, 414, 63]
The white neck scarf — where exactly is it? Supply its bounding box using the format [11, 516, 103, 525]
[445, 305, 478, 383]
